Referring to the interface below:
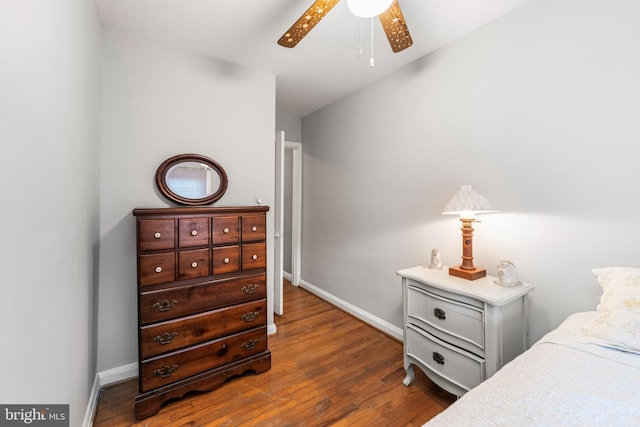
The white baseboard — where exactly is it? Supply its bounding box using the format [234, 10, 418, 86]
[298, 279, 403, 341]
[82, 375, 100, 427]
[83, 362, 138, 427]
[283, 271, 292, 282]
[98, 362, 138, 386]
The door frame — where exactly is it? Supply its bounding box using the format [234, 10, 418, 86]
[274, 131, 302, 316]
[285, 140, 302, 287]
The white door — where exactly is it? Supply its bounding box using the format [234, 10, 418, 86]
[273, 131, 285, 315]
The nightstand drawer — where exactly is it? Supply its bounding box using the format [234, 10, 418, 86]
[406, 324, 485, 393]
[408, 285, 484, 351]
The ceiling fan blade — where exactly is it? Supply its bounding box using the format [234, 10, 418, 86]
[278, 0, 341, 48]
[378, 0, 413, 53]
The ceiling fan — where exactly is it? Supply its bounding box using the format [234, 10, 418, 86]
[277, 0, 413, 53]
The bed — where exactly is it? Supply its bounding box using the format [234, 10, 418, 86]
[424, 267, 640, 427]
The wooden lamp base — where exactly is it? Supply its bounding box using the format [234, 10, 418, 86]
[449, 217, 486, 281]
[449, 265, 486, 281]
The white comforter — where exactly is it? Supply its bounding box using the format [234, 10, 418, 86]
[424, 312, 640, 426]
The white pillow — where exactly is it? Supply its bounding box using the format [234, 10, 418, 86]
[581, 267, 640, 354]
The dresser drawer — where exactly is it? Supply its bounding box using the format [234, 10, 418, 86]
[212, 246, 240, 275]
[408, 285, 484, 351]
[139, 273, 267, 324]
[242, 242, 266, 270]
[178, 248, 210, 280]
[138, 219, 175, 252]
[406, 324, 485, 393]
[140, 299, 267, 358]
[140, 327, 267, 392]
[178, 217, 209, 248]
[241, 214, 266, 242]
[212, 215, 239, 245]
[139, 253, 176, 286]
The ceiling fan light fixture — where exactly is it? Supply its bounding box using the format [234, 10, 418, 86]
[346, 0, 393, 18]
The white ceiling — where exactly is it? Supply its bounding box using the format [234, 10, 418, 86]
[95, 0, 532, 117]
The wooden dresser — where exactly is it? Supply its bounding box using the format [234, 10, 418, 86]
[132, 206, 271, 420]
[397, 266, 533, 397]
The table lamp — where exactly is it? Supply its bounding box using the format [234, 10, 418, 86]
[442, 185, 497, 280]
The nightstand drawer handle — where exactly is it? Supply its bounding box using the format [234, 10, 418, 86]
[191, 230, 198, 236]
[191, 262, 198, 268]
[153, 332, 178, 345]
[434, 308, 446, 320]
[241, 311, 259, 322]
[154, 364, 178, 378]
[223, 227, 230, 234]
[242, 339, 258, 351]
[241, 284, 259, 294]
[251, 226, 257, 232]
[154, 232, 161, 239]
[224, 257, 230, 264]
[433, 352, 445, 365]
[252, 254, 258, 260]
[153, 300, 178, 312]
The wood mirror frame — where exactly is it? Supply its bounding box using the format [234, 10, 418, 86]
[155, 154, 228, 206]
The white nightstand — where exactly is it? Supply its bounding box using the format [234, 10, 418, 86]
[397, 265, 533, 396]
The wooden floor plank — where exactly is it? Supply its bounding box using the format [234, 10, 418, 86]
[92, 281, 455, 426]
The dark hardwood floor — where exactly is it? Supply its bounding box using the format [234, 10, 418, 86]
[92, 281, 455, 426]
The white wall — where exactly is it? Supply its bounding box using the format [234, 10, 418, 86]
[301, 0, 640, 343]
[97, 31, 276, 371]
[0, 0, 102, 425]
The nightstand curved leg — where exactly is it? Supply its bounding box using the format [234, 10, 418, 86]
[403, 364, 415, 386]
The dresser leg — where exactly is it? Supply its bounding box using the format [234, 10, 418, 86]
[403, 364, 415, 386]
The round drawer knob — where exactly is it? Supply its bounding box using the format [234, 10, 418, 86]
[191, 262, 198, 268]
[223, 228, 230, 234]
[191, 230, 198, 236]
[154, 232, 161, 239]
[224, 258, 230, 264]
[251, 226, 257, 232]
[252, 255, 258, 260]
[155, 267, 162, 273]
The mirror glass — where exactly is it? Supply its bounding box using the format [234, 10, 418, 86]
[156, 154, 228, 205]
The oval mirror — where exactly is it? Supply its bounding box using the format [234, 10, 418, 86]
[155, 154, 228, 206]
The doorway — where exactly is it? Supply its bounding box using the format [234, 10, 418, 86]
[274, 131, 302, 315]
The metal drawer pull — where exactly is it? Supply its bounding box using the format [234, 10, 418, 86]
[191, 262, 198, 268]
[242, 284, 259, 294]
[191, 230, 198, 236]
[154, 232, 161, 239]
[252, 254, 258, 260]
[152, 300, 178, 312]
[155, 266, 162, 273]
[434, 308, 446, 320]
[433, 352, 445, 365]
[223, 227, 230, 234]
[153, 332, 178, 345]
[242, 339, 258, 351]
[224, 258, 230, 264]
[241, 312, 259, 322]
[154, 364, 178, 378]
[251, 226, 257, 232]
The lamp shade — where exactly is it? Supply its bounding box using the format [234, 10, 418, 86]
[346, 0, 393, 18]
[442, 185, 497, 218]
